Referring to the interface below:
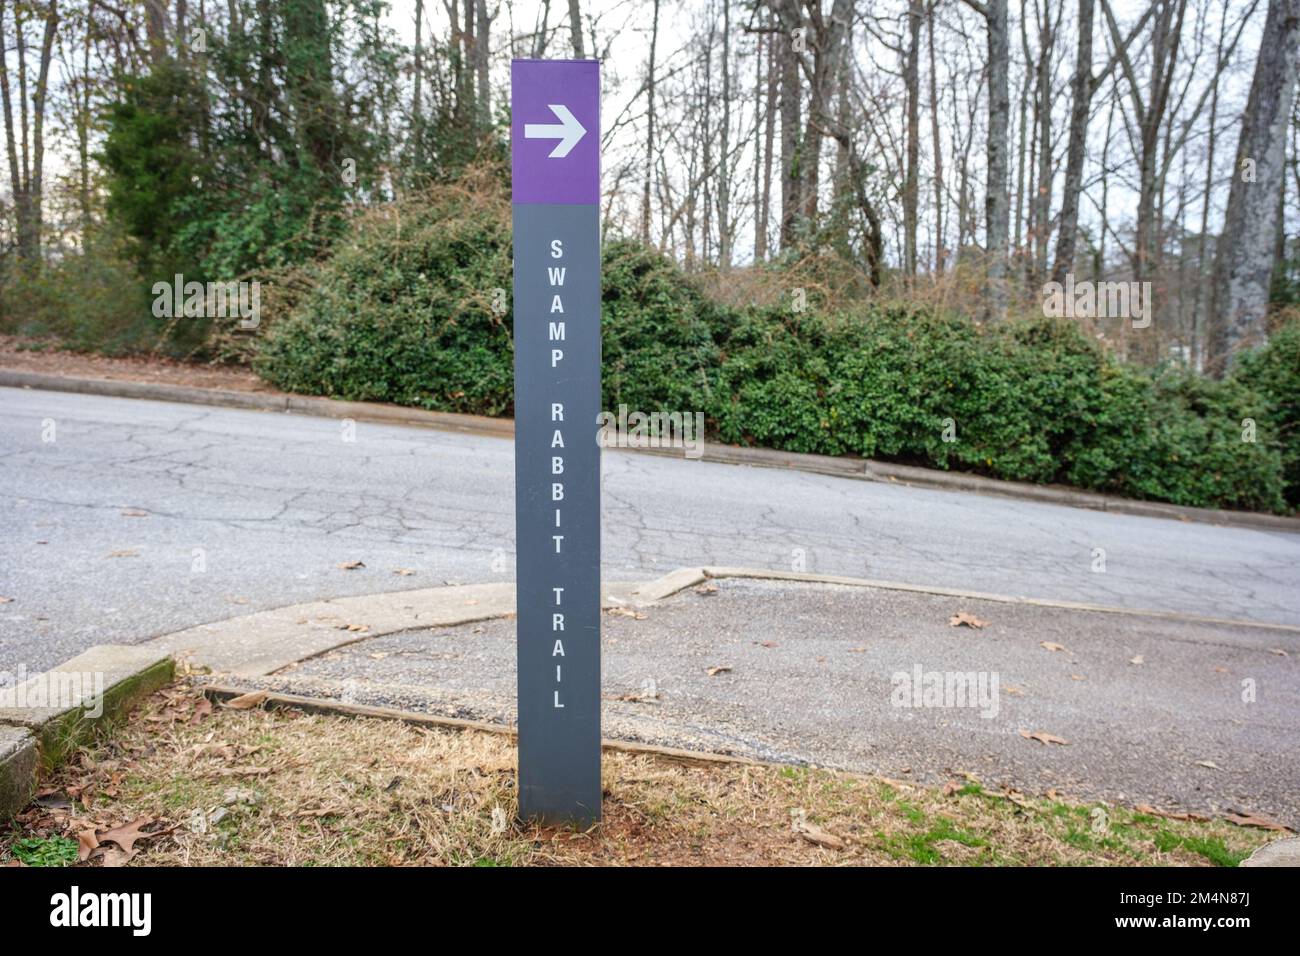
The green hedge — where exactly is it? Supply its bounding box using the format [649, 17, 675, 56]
[255, 186, 1298, 515]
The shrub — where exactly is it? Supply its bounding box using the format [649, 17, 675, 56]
[0, 231, 158, 354]
[257, 189, 728, 419]
[255, 181, 515, 415]
[1232, 318, 1300, 506]
[252, 179, 1294, 515]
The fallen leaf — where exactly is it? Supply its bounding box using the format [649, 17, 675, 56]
[190, 697, 213, 724]
[1269, 648, 1289, 657]
[77, 829, 99, 861]
[1129, 655, 1145, 665]
[706, 665, 732, 677]
[1040, 641, 1066, 653]
[0, 596, 13, 604]
[754, 640, 779, 648]
[792, 818, 844, 849]
[847, 646, 867, 653]
[604, 691, 660, 703]
[1005, 685, 1026, 696]
[337, 560, 366, 570]
[942, 781, 960, 797]
[1213, 666, 1230, 674]
[694, 582, 719, 595]
[224, 690, 269, 711]
[120, 509, 149, 517]
[392, 568, 417, 576]
[1135, 803, 1209, 823]
[1194, 759, 1220, 770]
[97, 816, 158, 855]
[1019, 729, 1068, 746]
[368, 652, 388, 660]
[949, 612, 988, 629]
[608, 607, 647, 620]
[1070, 674, 1087, 681]
[1224, 811, 1293, 832]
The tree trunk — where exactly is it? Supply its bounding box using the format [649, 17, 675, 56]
[1208, 0, 1300, 372]
[758, 14, 777, 261]
[475, 0, 490, 126]
[903, 0, 922, 277]
[717, 0, 732, 269]
[641, 0, 659, 244]
[412, 0, 424, 166]
[929, 4, 945, 272]
[567, 0, 584, 58]
[1032, 0, 1055, 284]
[775, 0, 802, 248]
[1052, 0, 1094, 284]
[984, 0, 1011, 318]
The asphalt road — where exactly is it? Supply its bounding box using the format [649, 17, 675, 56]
[2, 386, 1299, 672]
[271, 578, 1300, 824]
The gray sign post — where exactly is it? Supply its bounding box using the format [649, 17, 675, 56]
[511, 59, 602, 825]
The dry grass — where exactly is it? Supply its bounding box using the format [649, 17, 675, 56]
[2, 684, 1283, 867]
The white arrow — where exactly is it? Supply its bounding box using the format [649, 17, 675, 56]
[524, 104, 587, 159]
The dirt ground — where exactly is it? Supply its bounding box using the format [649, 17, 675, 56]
[1, 684, 1287, 867]
[0, 335, 271, 393]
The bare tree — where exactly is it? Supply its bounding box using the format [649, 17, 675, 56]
[717, 0, 733, 269]
[642, 0, 660, 244]
[475, 0, 493, 126]
[1209, 0, 1300, 372]
[903, 0, 922, 277]
[1052, 0, 1153, 283]
[567, 0, 584, 57]
[961, 0, 1011, 319]
[1, 0, 59, 267]
[772, 0, 802, 247]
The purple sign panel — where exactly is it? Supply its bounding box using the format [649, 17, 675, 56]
[511, 59, 601, 205]
[512, 59, 603, 826]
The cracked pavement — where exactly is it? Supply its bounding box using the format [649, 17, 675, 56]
[2, 386, 1299, 673]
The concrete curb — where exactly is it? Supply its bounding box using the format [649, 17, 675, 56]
[5, 367, 1297, 533]
[636, 566, 1300, 635]
[0, 644, 174, 821]
[140, 564, 1297, 695]
[1240, 836, 1300, 866]
[144, 579, 648, 677]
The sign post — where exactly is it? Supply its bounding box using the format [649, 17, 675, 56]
[511, 59, 602, 825]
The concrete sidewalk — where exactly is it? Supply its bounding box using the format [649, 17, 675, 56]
[217, 576, 1300, 828]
